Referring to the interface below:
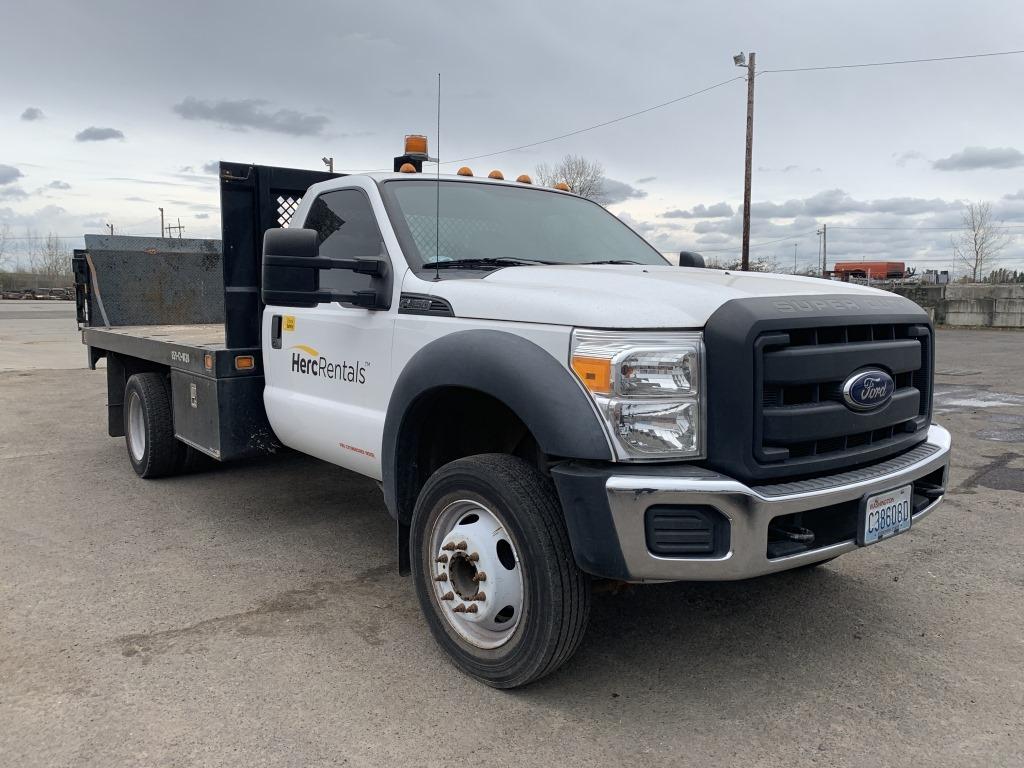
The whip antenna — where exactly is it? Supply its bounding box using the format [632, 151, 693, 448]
[434, 72, 441, 281]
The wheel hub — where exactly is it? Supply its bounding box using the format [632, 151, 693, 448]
[431, 499, 523, 649]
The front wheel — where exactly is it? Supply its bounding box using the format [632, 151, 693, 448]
[410, 454, 591, 688]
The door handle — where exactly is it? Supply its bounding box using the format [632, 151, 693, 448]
[270, 314, 282, 349]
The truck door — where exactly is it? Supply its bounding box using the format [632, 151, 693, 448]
[263, 187, 396, 480]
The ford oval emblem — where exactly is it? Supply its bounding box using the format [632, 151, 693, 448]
[842, 369, 895, 411]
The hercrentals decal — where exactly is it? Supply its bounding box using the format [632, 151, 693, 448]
[289, 344, 366, 384]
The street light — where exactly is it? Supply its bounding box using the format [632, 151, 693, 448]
[322, 157, 334, 173]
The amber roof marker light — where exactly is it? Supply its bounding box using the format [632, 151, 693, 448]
[404, 134, 429, 158]
[516, 174, 532, 184]
[488, 170, 505, 180]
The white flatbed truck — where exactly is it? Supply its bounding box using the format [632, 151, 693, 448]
[74, 140, 950, 687]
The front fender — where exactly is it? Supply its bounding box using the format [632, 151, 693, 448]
[382, 329, 613, 521]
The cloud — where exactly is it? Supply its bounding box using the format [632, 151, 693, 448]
[892, 150, 926, 166]
[617, 211, 658, 235]
[202, 161, 219, 174]
[0, 164, 23, 185]
[125, 196, 151, 202]
[757, 164, 801, 173]
[635, 176, 657, 185]
[47, 180, 71, 190]
[662, 202, 734, 219]
[598, 178, 647, 205]
[741, 189, 959, 219]
[194, 213, 210, 219]
[933, 146, 1024, 171]
[75, 126, 125, 142]
[1003, 189, 1024, 201]
[172, 97, 329, 136]
[21, 107, 44, 121]
[0, 186, 29, 200]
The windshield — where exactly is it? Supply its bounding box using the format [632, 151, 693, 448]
[379, 179, 668, 269]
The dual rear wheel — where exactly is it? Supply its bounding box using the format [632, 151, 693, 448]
[123, 372, 205, 478]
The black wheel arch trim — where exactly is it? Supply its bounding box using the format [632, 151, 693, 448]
[382, 329, 613, 523]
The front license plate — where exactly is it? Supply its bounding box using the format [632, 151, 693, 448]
[858, 484, 913, 546]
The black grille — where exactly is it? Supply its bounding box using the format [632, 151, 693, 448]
[756, 323, 932, 467]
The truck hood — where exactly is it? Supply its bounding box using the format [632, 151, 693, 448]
[423, 264, 891, 328]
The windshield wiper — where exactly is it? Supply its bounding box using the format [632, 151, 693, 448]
[577, 259, 642, 265]
[420, 257, 557, 270]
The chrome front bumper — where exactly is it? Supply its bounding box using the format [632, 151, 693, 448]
[604, 424, 951, 582]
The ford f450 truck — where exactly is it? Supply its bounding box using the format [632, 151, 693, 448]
[74, 140, 950, 688]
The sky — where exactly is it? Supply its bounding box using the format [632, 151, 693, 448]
[1, 0, 1023, 275]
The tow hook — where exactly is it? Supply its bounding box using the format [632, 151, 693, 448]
[767, 522, 815, 559]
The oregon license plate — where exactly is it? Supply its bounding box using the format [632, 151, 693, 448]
[858, 484, 913, 546]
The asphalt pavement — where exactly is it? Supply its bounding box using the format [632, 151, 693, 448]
[1, 301, 1021, 767]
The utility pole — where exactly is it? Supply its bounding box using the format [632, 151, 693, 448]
[817, 223, 827, 275]
[734, 51, 756, 271]
[106, 223, 114, 235]
[322, 156, 334, 173]
[793, 243, 798, 274]
[159, 207, 165, 238]
[165, 218, 185, 239]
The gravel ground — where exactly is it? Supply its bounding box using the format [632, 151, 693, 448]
[1, 302, 1022, 767]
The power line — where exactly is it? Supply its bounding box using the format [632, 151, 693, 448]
[694, 230, 819, 252]
[444, 76, 746, 164]
[759, 48, 1024, 75]
[827, 225, 1024, 231]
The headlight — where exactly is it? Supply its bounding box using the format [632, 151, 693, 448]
[571, 330, 705, 461]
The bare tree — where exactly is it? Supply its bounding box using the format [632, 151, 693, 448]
[0, 223, 9, 271]
[33, 233, 72, 279]
[951, 201, 1010, 282]
[535, 154, 606, 200]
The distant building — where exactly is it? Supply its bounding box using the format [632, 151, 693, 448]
[831, 261, 906, 280]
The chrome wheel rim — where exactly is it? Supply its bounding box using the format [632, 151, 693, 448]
[127, 392, 146, 463]
[428, 499, 524, 649]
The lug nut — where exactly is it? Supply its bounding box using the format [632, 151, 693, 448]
[442, 542, 456, 551]
[453, 603, 467, 613]
[454, 541, 468, 551]
[433, 573, 448, 582]
[466, 604, 479, 613]
[472, 591, 486, 602]
[471, 572, 486, 583]
[468, 552, 480, 562]
[436, 554, 448, 564]
[441, 591, 454, 601]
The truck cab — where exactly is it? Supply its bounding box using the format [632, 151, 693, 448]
[76, 139, 950, 688]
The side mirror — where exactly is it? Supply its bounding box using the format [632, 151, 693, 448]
[678, 251, 705, 268]
[261, 227, 390, 309]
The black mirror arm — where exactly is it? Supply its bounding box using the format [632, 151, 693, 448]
[263, 288, 386, 309]
[263, 254, 386, 277]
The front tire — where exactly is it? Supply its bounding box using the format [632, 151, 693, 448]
[411, 454, 590, 688]
[124, 372, 184, 478]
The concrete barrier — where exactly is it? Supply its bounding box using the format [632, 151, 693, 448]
[885, 283, 1024, 328]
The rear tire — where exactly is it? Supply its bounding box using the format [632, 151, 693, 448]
[124, 372, 184, 478]
[411, 454, 590, 688]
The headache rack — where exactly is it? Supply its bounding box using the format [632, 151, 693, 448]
[72, 162, 341, 461]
